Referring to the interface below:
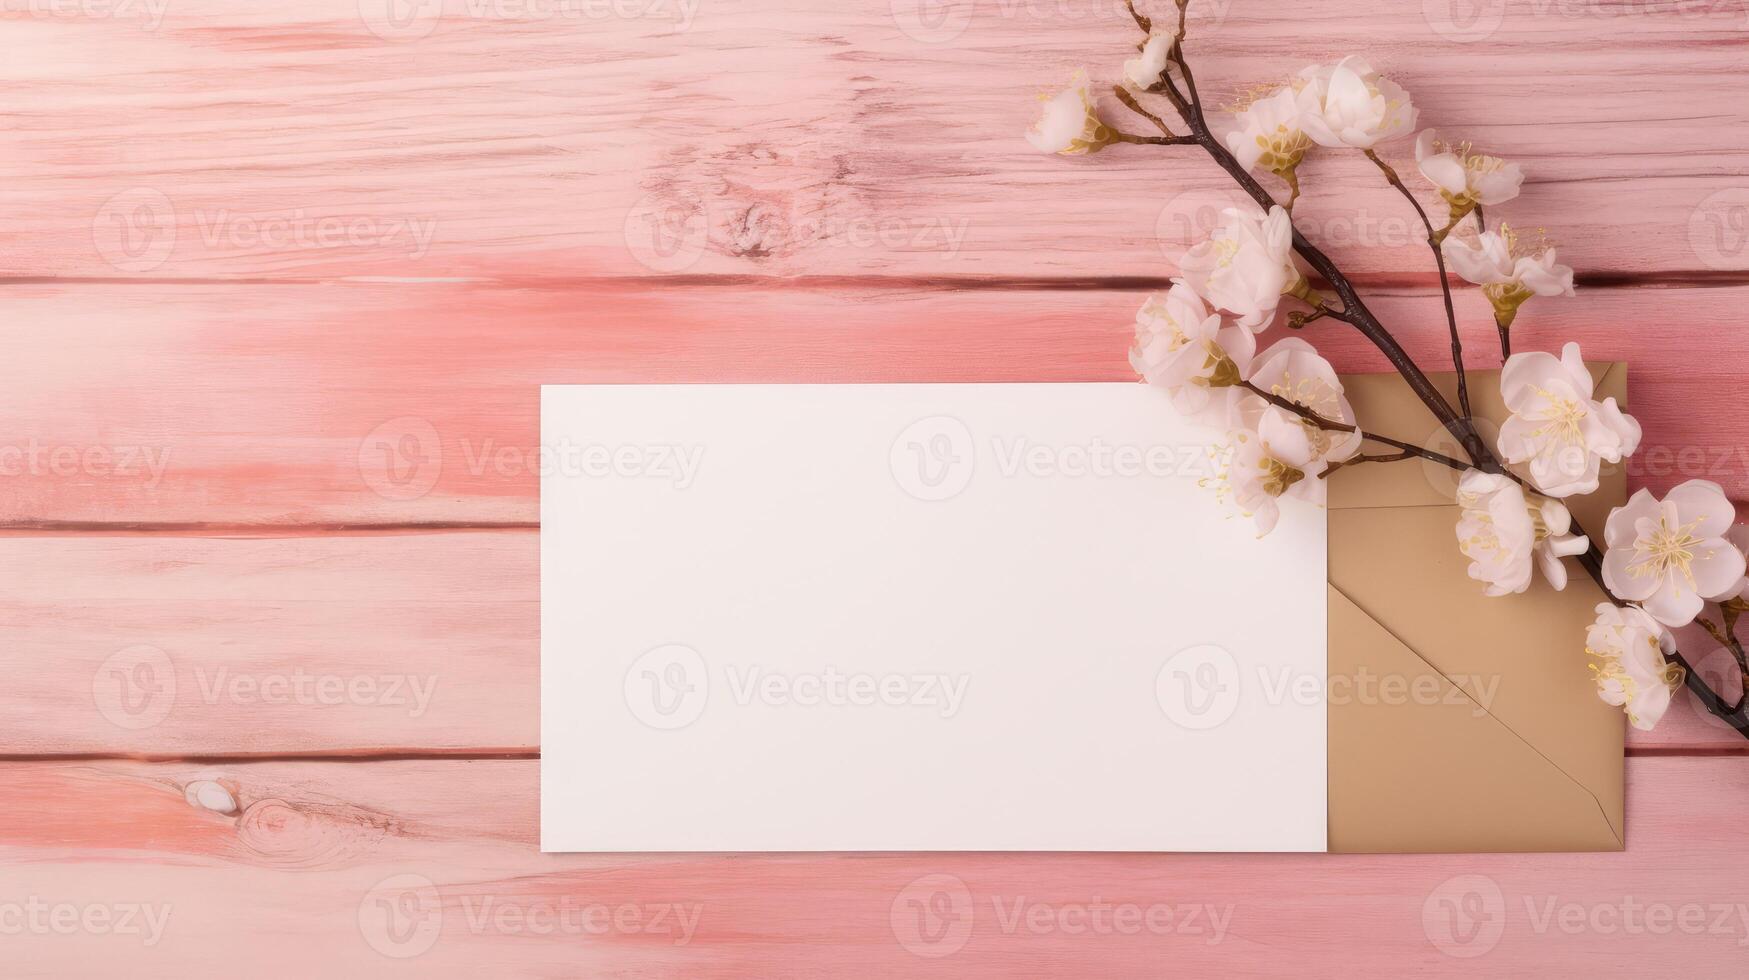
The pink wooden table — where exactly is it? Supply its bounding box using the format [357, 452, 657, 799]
[5, 1, 1749, 974]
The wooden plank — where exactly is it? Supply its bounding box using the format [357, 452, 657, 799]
[0, 528, 1734, 756]
[0, 756, 1743, 977]
[4, 1, 1747, 281]
[0, 530, 537, 756]
[2, 280, 1744, 525]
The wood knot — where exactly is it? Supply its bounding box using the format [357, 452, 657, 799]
[235, 797, 399, 869]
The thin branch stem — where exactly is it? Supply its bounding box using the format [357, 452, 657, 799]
[1238, 381, 1470, 471]
[1123, 0, 1150, 33]
[1111, 86, 1177, 137]
[1319, 450, 1414, 478]
[1109, 131, 1197, 146]
[1365, 148, 1471, 420]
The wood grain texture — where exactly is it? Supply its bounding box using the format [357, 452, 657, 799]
[4, 0, 1748, 281]
[3, 756, 1745, 977]
[8, 0, 1749, 973]
[4, 280, 1747, 526]
[1, 528, 1737, 756]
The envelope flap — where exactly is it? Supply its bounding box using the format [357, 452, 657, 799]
[1328, 584, 1623, 853]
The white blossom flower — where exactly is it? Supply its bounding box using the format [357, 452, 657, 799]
[1224, 86, 1317, 180]
[1130, 281, 1257, 428]
[1414, 129, 1524, 220]
[1179, 204, 1302, 331]
[1295, 56, 1418, 149]
[1601, 480, 1747, 628]
[1453, 469, 1589, 596]
[1026, 71, 1113, 155]
[1497, 342, 1641, 497]
[1586, 602, 1682, 731]
[1727, 524, 1749, 601]
[1441, 225, 1575, 329]
[1210, 339, 1360, 535]
[1123, 32, 1173, 90]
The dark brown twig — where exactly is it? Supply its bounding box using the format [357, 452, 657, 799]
[1239, 381, 1469, 471]
[1112, 86, 1177, 137]
[1365, 148, 1471, 421]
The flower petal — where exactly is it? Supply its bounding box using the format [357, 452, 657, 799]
[1690, 539, 1748, 601]
[1603, 544, 1657, 601]
[1667, 479, 1736, 539]
[1605, 489, 1662, 549]
[1642, 575, 1703, 628]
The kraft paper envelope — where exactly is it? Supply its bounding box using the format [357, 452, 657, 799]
[1328, 363, 1627, 853]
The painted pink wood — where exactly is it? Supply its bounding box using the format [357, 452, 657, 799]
[2, 529, 1734, 756]
[7, 0, 1749, 973]
[3, 1, 1746, 281]
[0, 530, 536, 756]
[1, 756, 1744, 977]
[3, 281, 1745, 526]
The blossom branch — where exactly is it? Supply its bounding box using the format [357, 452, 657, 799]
[1319, 450, 1416, 479]
[1123, 0, 1150, 33]
[1059, 5, 1749, 738]
[1137, 13, 1494, 467]
[1112, 86, 1179, 138]
[1201, 132, 1495, 468]
[1364, 148, 1472, 421]
[1239, 380, 1469, 471]
[1574, 543, 1749, 733]
[1110, 132, 1198, 146]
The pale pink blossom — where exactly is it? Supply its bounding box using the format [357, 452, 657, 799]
[1601, 480, 1747, 628]
[1497, 342, 1640, 498]
[1587, 602, 1681, 731]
